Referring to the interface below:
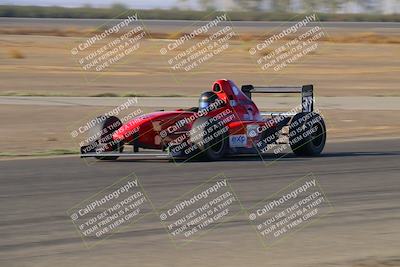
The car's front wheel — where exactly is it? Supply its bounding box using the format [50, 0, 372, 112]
[86, 115, 123, 160]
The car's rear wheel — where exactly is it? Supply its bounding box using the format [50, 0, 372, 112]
[289, 112, 326, 156]
[87, 116, 123, 160]
[190, 117, 228, 161]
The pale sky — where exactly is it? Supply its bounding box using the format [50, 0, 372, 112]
[1, 0, 399, 13]
[0, 0, 181, 9]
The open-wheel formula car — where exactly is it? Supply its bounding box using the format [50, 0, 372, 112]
[80, 79, 326, 161]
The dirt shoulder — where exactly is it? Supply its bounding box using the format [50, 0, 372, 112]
[0, 35, 399, 97]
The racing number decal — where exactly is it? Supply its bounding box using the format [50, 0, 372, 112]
[301, 85, 314, 113]
[302, 96, 313, 112]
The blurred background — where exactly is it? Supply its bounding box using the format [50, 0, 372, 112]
[1, 0, 400, 14]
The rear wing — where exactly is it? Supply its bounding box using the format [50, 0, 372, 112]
[241, 84, 314, 113]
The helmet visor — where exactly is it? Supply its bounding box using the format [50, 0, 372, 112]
[199, 100, 209, 109]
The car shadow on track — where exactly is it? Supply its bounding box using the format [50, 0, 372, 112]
[217, 151, 400, 162]
[103, 150, 400, 164]
[319, 151, 400, 158]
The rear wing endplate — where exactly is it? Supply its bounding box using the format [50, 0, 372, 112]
[241, 84, 314, 112]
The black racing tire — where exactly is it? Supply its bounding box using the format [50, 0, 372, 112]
[189, 117, 228, 161]
[289, 112, 326, 156]
[87, 116, 123, 160]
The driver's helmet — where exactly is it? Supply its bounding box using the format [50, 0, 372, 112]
[199, 91, 219, 110]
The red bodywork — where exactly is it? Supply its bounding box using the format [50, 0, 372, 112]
[112, 79, 276, 151]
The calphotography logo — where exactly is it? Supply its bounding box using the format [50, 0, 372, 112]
[157, 174, 244, 246]
[67, 174, 153, 248]
[249, 13, 328, 73]
[70, 10, 148, 79]
[247, 174, 333, 248]
[159, 12, 237, 81]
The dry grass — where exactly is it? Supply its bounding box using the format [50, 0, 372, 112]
[0, 33, 398, 97]
[239, 33, 255, 42]
[259, 47, 274, 57]
[328, 32, 400, 44]
[1, 27, 400, 44]
[0, 27, 95, 37]
[8, 48, 25, 59]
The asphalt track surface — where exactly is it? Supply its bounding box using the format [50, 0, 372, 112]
[2, 96, 400, 110]
[1, 18, 399, 28]
[0, 138, 399, 266]
[1, 18, 399, 35]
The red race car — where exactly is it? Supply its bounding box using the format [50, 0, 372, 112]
[80, 79, 326, 161]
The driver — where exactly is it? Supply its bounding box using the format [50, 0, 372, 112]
[199, 91, 221, 110]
